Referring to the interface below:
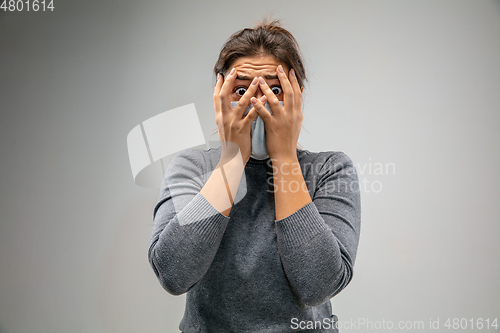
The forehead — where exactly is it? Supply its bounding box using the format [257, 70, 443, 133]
[230, 55, 286, 79]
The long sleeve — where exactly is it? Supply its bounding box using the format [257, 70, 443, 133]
[274, 152, 362, 306]
[148, 149, 230, 295]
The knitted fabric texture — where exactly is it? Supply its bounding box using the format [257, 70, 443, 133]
[148, 147, 361, 333]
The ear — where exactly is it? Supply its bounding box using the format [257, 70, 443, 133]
[300, 86, 304, 93]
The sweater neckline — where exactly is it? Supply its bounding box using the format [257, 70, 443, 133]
[207, 146, 304, 165]
[246, 148, 303, 165]
[246, 156, 270, 165]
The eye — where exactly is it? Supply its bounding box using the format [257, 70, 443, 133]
[271, 86, 282, 95]
[234, 86, 248, 97]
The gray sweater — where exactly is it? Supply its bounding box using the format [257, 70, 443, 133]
[148, 147, 361, 332]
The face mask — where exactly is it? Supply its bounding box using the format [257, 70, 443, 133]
[230, 101, 285, 160]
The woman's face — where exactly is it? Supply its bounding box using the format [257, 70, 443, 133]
[228, 55, 295, 103]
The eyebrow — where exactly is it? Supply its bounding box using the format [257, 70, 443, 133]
[236, 74, 279, 80]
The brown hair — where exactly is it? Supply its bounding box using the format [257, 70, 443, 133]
[212, 16, 308, 150]
[214, 18, 307, 90]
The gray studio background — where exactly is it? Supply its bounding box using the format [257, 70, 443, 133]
[1, 0, 499, 332]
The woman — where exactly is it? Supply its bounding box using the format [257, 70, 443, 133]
[148, 18, 361, 333]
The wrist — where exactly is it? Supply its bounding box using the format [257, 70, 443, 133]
[269, 147, 298, 162]
[219, 150, 246, 168]
[269, 156, 300, 176]
[269, 153, 299, 166]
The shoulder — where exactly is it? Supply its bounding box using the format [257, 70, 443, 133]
[298, 149, 361, 212]
[167, 146, 221, 173]
[297, 148, 356, 176]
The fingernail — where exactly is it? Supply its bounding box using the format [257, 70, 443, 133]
[278, 65, 284, 73]
[230, 68, 235, 75]
[251, 97, 257, 104]
[291, 68, 295, 77]
[259, 77, 266, 85]
[251, 77, 258, 85]
[260, 95, 267, 102]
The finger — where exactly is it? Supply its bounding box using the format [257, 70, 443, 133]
[288, 68, 303, 108]
[242, 104, 260, 128]
[234, 76, 260, 119]
[250, 95, 272, 124]
[219, 68, 238, 114]
[213, 73, 224, 115]
[257, 76, 283, 119]
[276, 65, 294, 112]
